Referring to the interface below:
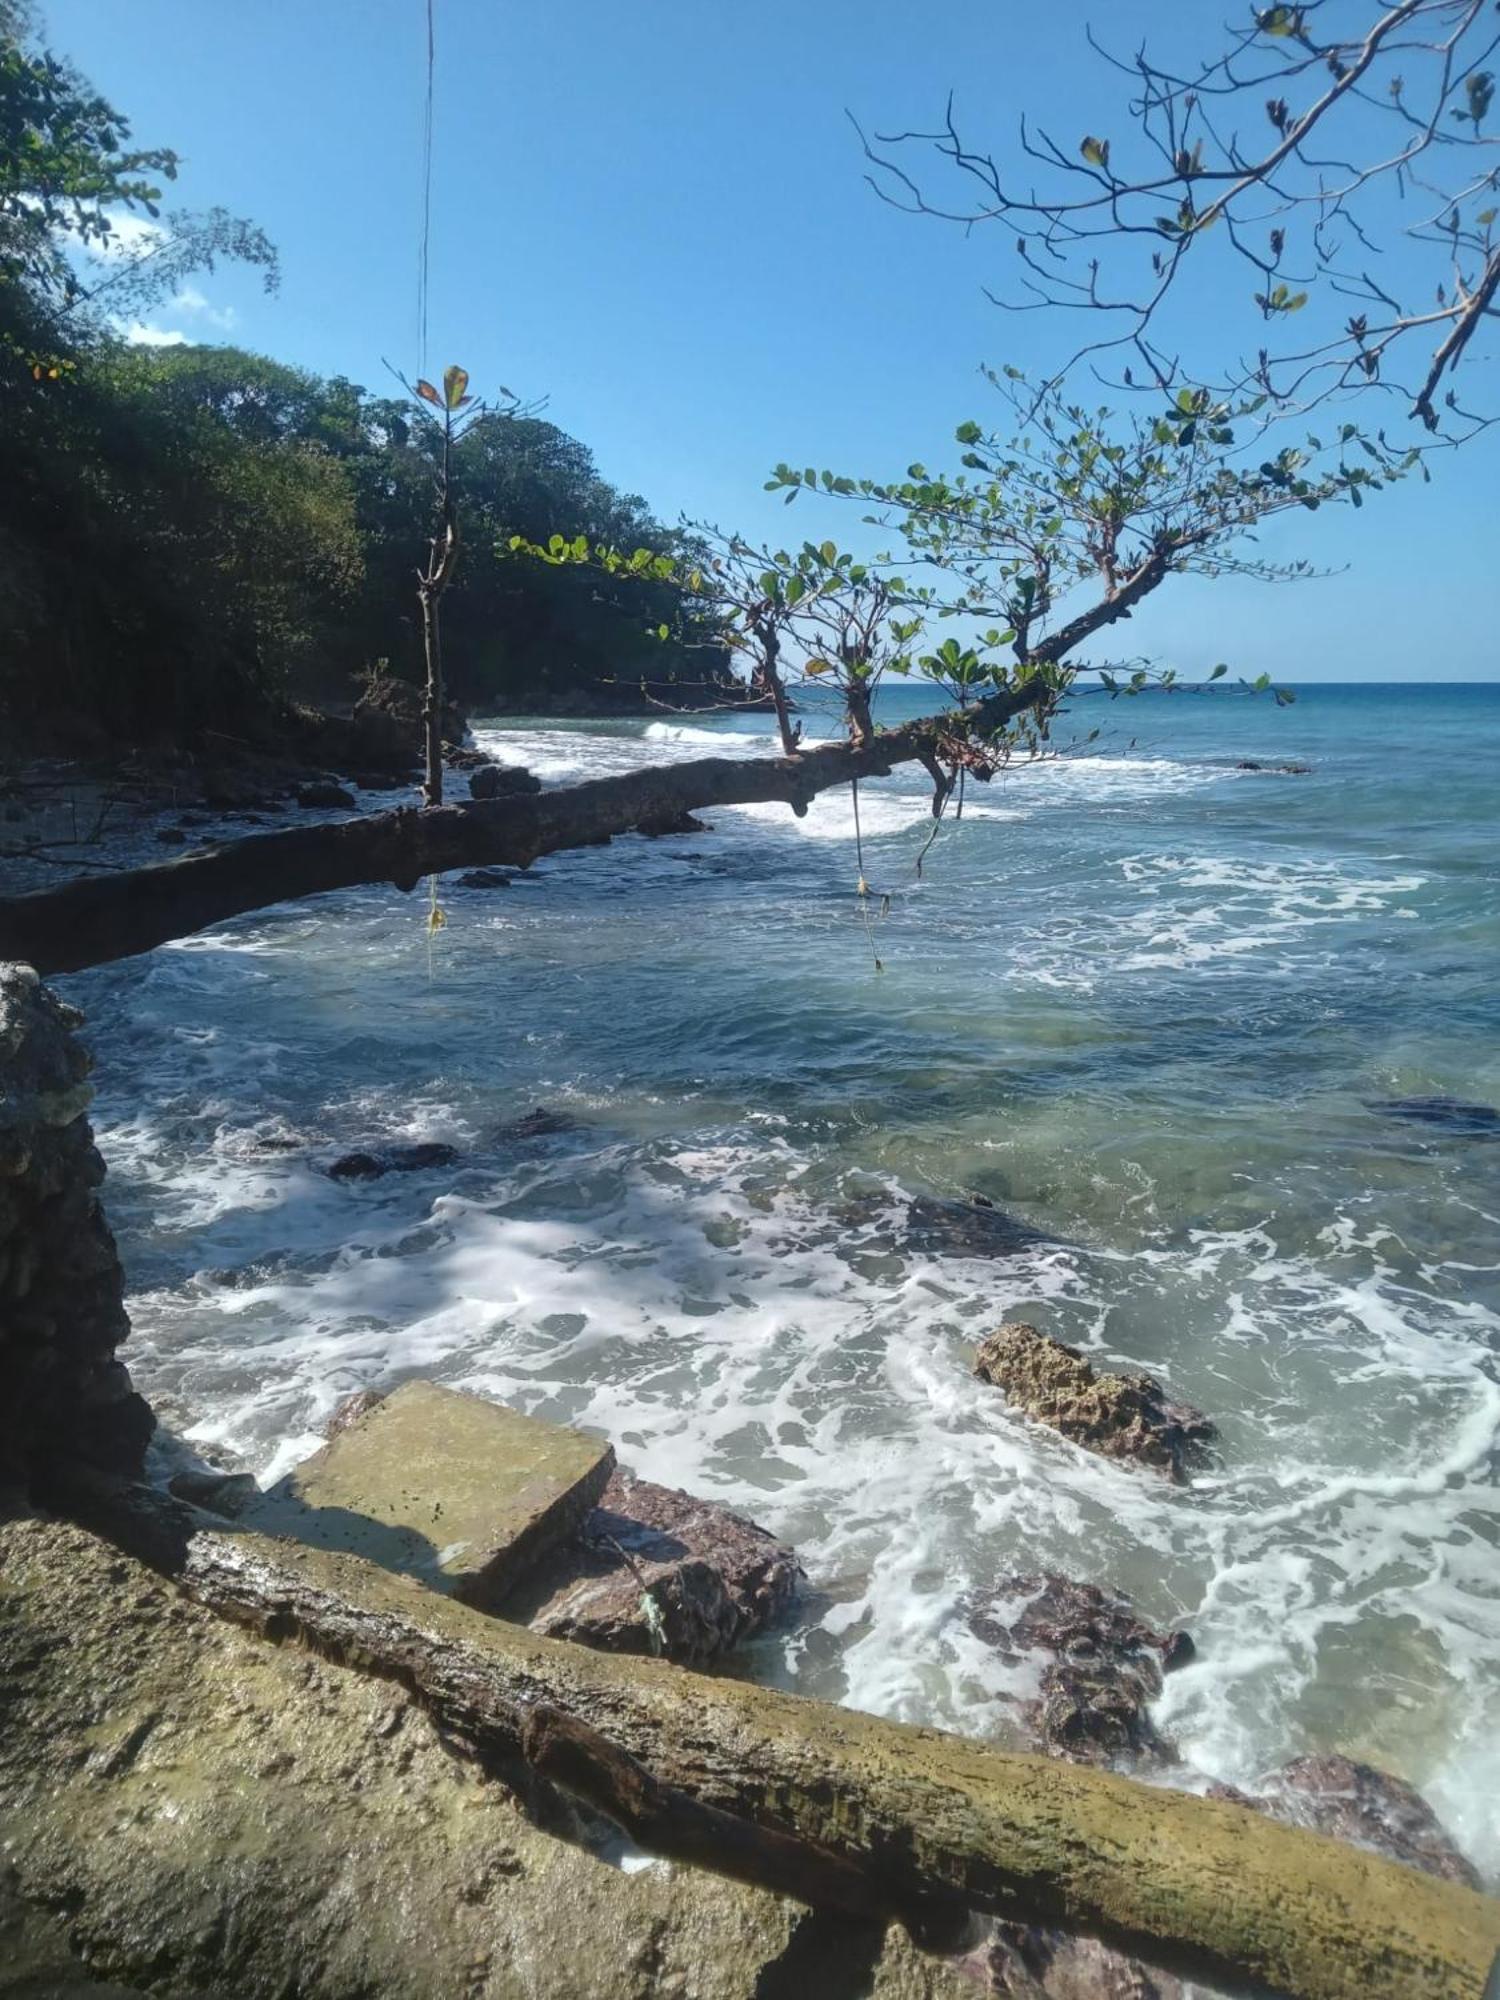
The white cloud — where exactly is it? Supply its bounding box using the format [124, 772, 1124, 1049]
[171, 286, 236, 330]
[118, 320, 190, 348]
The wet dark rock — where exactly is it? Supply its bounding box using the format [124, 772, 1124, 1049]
[1236, 759, 1311, 774]
[153, 827, 187, 846]
[637, 809, 710, 837]
[166, 1464, 259, 1516]
[351, 770, 411, 791]
[966, 1574, 1191, 1768]
[294, 781, 357, 810]
[322, 1387, 388, 1440]
[198, 771, 269, 811]
[516, 1468, 802, 1667]
[453, 868, 514, 890]
[974, 1323, 1215, 1483]
[444, 745, 492, 770]
[1368, 1094, 1499, 1137]
[469, 762, 542, 801]
[1215, 1754, 1479, 1890]
[496, 1107, 577, 1142]
[326, 1141, 459, 1182]
[892, 1195, 1051, 1260]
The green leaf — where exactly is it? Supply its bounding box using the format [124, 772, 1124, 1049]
[1209, 663, 1228, 680]
[1080, 135, 1110, 169]
[955, 420, 983, 446]
[442, 364, 470, 410]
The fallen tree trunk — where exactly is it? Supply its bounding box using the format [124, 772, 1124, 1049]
[54, 1471, 1500, 2000]
[0, 685, 1044, 976]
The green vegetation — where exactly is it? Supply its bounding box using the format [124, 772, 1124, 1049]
[0, 3, 724, 752]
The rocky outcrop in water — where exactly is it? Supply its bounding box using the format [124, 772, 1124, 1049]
[965, 1573, 1193, 1769]
[0, 964, 152, 1495]
[973, 1324, 1215, 1482]
[1209, 1754, 1479, 1890]
[326, 1141, 460, 1181]
[470, 761, 543, 801]
[518, 1468, 803, 1666]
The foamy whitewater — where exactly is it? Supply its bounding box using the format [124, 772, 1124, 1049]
[59, 682, 1500, 1882]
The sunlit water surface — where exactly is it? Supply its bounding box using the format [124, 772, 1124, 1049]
[60, 683, 1500, 1881]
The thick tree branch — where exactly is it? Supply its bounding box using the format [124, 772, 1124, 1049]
[0, 683, 1048, 975]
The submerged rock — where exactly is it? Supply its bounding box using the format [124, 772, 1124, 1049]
[974, 1323, 1215, 1482]
[518, 1468, 803, 1667]
[966, 1573, 1192, 1769]
[905, 1195, 1052, 1258]
[1211, 1754, 1479, 1889]
[470, 761, 542, 800]
[326, 1141, 459, 1181]
[496, 1106, 577, 1142]
[1236, 759, 1311, 775]
[1367, 1094, 1499, 1137]
[453, 867, 514, 890]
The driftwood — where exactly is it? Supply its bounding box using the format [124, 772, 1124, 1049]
[0, 684, 1045, 976]
[52, 1470, 1500, 2000]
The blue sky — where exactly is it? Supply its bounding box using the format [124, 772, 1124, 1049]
[41, 0, 1498, 680]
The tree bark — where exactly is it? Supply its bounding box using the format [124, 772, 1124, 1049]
[0, 683, 1045, 976]
[51, 1471, 1500, 2000]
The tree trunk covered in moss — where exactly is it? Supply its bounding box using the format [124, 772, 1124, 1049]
[56, 1473, 1500, 2000]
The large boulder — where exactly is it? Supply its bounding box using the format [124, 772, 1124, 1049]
[517, 1468, 803, 1667]
[973, 1324, 1215, 1483]
[966, 1573, 1192, 1769]
[469, 761, 542, 801]
[0, 966, 152, 1494]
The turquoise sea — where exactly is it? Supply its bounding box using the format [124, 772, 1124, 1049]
[62, 680, 1500, 1882]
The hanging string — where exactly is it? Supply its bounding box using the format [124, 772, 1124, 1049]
[417, 0, 435, 372]
[852, 776, 868, 897]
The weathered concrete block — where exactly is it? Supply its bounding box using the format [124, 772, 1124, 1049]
[256, 1381, 615, 1610]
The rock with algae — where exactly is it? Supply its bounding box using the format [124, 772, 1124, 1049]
[973, 1324, 1215, 1483]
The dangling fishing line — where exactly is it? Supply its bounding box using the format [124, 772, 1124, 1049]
[417, 0, 435, 372]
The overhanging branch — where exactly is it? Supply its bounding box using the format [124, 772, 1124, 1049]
[0, 683, 1048, 975]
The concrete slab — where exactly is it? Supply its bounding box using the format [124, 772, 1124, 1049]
[248, 1381, 615, 1610]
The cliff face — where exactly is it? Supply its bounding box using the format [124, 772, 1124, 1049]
[0, 964, 152, 1497]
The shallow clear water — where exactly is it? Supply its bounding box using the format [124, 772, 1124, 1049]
[60, 682, 1500, 1879]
